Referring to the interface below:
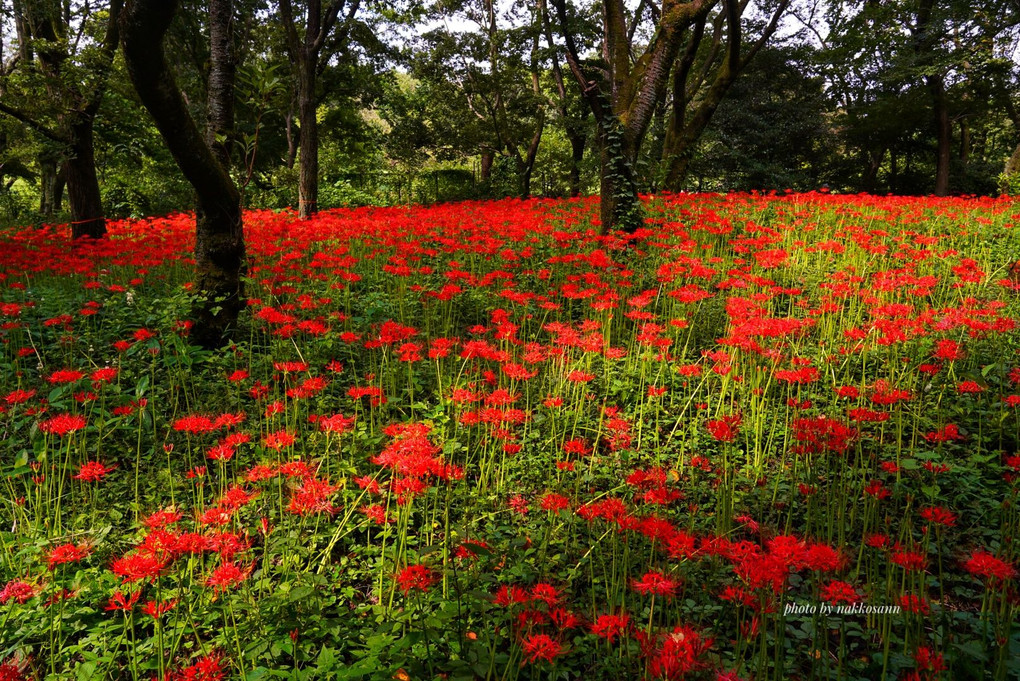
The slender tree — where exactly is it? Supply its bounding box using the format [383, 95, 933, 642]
[121, 0, 246, 348]
[279, 0, 362, 218]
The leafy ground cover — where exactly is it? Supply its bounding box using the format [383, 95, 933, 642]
[1, 192, 1019, 681]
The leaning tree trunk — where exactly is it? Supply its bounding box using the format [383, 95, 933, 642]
[121, 0, 246, 348]
[66, 115, 107, 239]
[206, 0, 235, 170]
[297, 55, 318, 218]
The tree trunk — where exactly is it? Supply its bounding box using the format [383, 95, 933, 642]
[206, 0, 235, 170]
[480, 150, 494, 183]
[862, 147, 885, 192]
[65, 115, 106, 239]
[597, 125, 641, 232]
[297, 55, 318, 218]
[929, 74, 950, 196]
[38, 157, 57, 217]
[567, 130, 585, 197]
[959, 118, 970, 163]
[285, 97, 297, 169]
[121, 0, 246, 348]
[54, 166, 66, 212]
[662, 69, 736, 191]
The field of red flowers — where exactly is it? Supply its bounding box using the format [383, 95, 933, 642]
[1, 192, 1019, 681]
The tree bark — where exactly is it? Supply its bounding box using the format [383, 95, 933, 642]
[480, 150, 494, 182]
[567, 129, 585, 197]
[297, 55, 318, 218]
[929, 74, 950, 196]
[206, 0, 236, 170]
[121, 0, 246, 349]
[38, 157, 58, 217]
[65, 115, 106, 239]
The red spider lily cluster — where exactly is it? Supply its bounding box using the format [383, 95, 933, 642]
[1, 192, 1019, 679]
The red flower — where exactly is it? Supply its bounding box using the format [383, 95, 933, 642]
[919, 506, 957, 527]
[105, 590, 141, 612]
[73, 461, 116, 482]
[111, 552, 168, 584]
[396, 564, 437, 595]
[162, 653, 226, 681]
[263, 430, 296, 450]
[819, 580, 860, 604]
[205, 562, 253, 593]
[142, 598, 178, 619]
[46, 543, 92, 570]
[590, 613, 631, 643]
[39, 414, 87, 436]
[0, 580, 35, 604]
[631, 571, 680, 598]
[520, 633, 563, 665]
[962, 550, 1016, 584]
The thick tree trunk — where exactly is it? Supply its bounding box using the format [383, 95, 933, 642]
[122, 0, 246, 348]
[65, 115, 106, 239]
[297, 56, 318, 218]
[206, 0, 235, 170]
[597, 126, 641, 232]
[567, 130, 585, 197]
[929, 74, 950, 196]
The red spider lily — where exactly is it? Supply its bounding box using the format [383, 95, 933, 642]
[4, 389, 36, 405]
[45, 543, 91, 570]
[891, 549, 928, 573]
[111, 552, 169, 584]
[395, 564, 437, 595]
[39, 414, 87, 436]
[205, 562, 253, 593]
[590, 613, 631, 643]
[143, 509, 184, 529]
[0, 580, 36, 604]
[47, 369, 84, 384]
[72, 461, 117, 482]
[287, 477, 339, 515]
[90, 367, 118, 383]
[962, 550, 1016, 584]
[539, 493, 571, 513]
[520, 633, 564, 665]
[161, 653, 227, 681]
[262, 430, 296, 450]
[705, 414, 741, 442]
[317, 413, 355, 434]
[530, 582, 562, 605]
[631, 571, 680, 598]
[646, 625, 713, 680]
[919, 506, 957, 527]
[360, 504, 393, 525]
[142, 598, 178, 619]
[819, 580, 861, 604]
[899, 594, 931, 615]
[104, 590, 141, 612]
